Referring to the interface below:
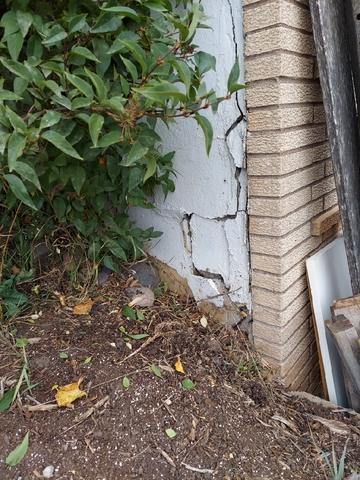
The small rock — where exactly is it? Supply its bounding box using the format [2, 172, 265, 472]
[131, 262, 160, 289]
[32, 355, 51, 370]
[97, 266, 112, 285]
[42, 465, 55, 478]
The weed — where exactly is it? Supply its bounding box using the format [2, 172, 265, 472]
[321, 440, 349, 480]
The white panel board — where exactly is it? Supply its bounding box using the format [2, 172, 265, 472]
[306, 237, 352, 406]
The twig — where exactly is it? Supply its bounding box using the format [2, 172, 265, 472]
[181, 463, 214, 474]
[159, 449, 176, 468]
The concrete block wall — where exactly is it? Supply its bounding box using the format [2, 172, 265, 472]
[244, 0, 338, 392]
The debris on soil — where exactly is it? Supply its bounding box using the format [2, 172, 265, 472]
[0, 270, 359, 479]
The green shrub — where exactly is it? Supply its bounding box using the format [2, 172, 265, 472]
[0, 0, 244, 283]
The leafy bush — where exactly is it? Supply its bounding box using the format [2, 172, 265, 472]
[0, 0, 243, 284]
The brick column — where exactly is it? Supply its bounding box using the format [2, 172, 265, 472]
[244, 0, 337, 392]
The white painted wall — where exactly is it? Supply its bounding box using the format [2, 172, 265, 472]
[132, 0, 250, 315]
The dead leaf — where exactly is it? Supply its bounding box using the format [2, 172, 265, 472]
[55, 378, 87, 408]
[272, 415, 299, 434]
[310, 415, 349, 436]
[54, 291, 66, 307]
[200, 316, 208, 328]
[175, 357, 185, 374]
[11, 265, 21, 275]
[73, 299, 93, 316]
[128, 287, 154, 308]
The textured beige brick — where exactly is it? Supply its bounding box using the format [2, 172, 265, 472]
[249, 187, 312, 217]
[324, 189, 338, 210]
[255, 316, 311, 362]
[288, 353, 318, 390]
[248, 143, 330, 176]
[250, 198, 322, 236]
[314, 104, 326, 123]
[251, 235, 322, 274]
[247, 125, 326, 154]
[253, 275, 307, 310]
[251, 223, 311, 256]
[253, 289, 309, 328]
[248, 105, 314, 131]
[249, 163, 325, 197]
[246, 26, 315, 56]
[253, 305, 311, 344]
[252, 261, 306, 292]
[279, 329, 313, 377]
[247, 80, 322, 107]
[325, 160, 334, 176]
[244, 1, 312, 33]
[246, 51, 314, 81]
[244, 1, 280, 32]
[311, 175, 335, 199]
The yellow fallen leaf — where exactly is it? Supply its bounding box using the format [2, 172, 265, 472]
[73, 299, 93, 316]
[175, 357, 185, 374]
[55, 378, 87, 408]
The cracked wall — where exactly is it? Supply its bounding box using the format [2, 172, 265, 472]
[131, 0, 250, 318]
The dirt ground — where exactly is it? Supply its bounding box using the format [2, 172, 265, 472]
[0, 268, 359, 480]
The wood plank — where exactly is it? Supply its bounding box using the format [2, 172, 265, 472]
[311, 206, 341, 236]
[325, 316, 360, 410]
[310, 0, 360, 293]
[332, 295, 360, 336]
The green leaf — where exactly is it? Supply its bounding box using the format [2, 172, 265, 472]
[42, 27, 67, 46]
[7, 31, 24, 61]
[186, 2, 202, 41]
[70, 165, 86, 194]
[88, 113, 104, 147]
[165, 428, 177, 439]
[121, 56, 138, 82]
[228, 83, 246, 94]
[0, 133, 10, 155]
[227, 59, 240, 94]
[194, 52, 216, 75]
[8, 133, 26, 170]
[5, 432, 29, 467]
[16, 11, 33, 37]
[43, 80, 63, 97]
[65, 73, 94, 99]
[150, 364, 162, 378]
[14, 162, 41, 191]
[97, 130, 120, 148]
[195, 113, 213, 156]
[120, 40, 147, 73]
[122, 306, 137, 320]
[127, 333, 149, 340]
[4, 174, 37, 210]
[171, 59, 192, 93]
[59, 351, 68, 359]
[16, 338, 28, 348]
[42, 131, 82, 160]
[105, 239, 126, 260]
[100, 6, 140, 21]
[0, 58, 32, 81]
[71, 46, 99, 63]
[143, 156, 157, 182]
[133, 82, 187, 103]
[122, 143, 148, 167]
[84, 68, 107, 101]
[84, 356, 92, 364]
[6, 107, 26, 131]
[122, 376, 130, 389]
[40, 111, 62, 130]
[181, 378, 195, 390]
[0, 388, 15, 413]
[0, 90, 22, 101]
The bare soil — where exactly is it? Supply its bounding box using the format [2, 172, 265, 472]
[0, 270, 359, 480]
